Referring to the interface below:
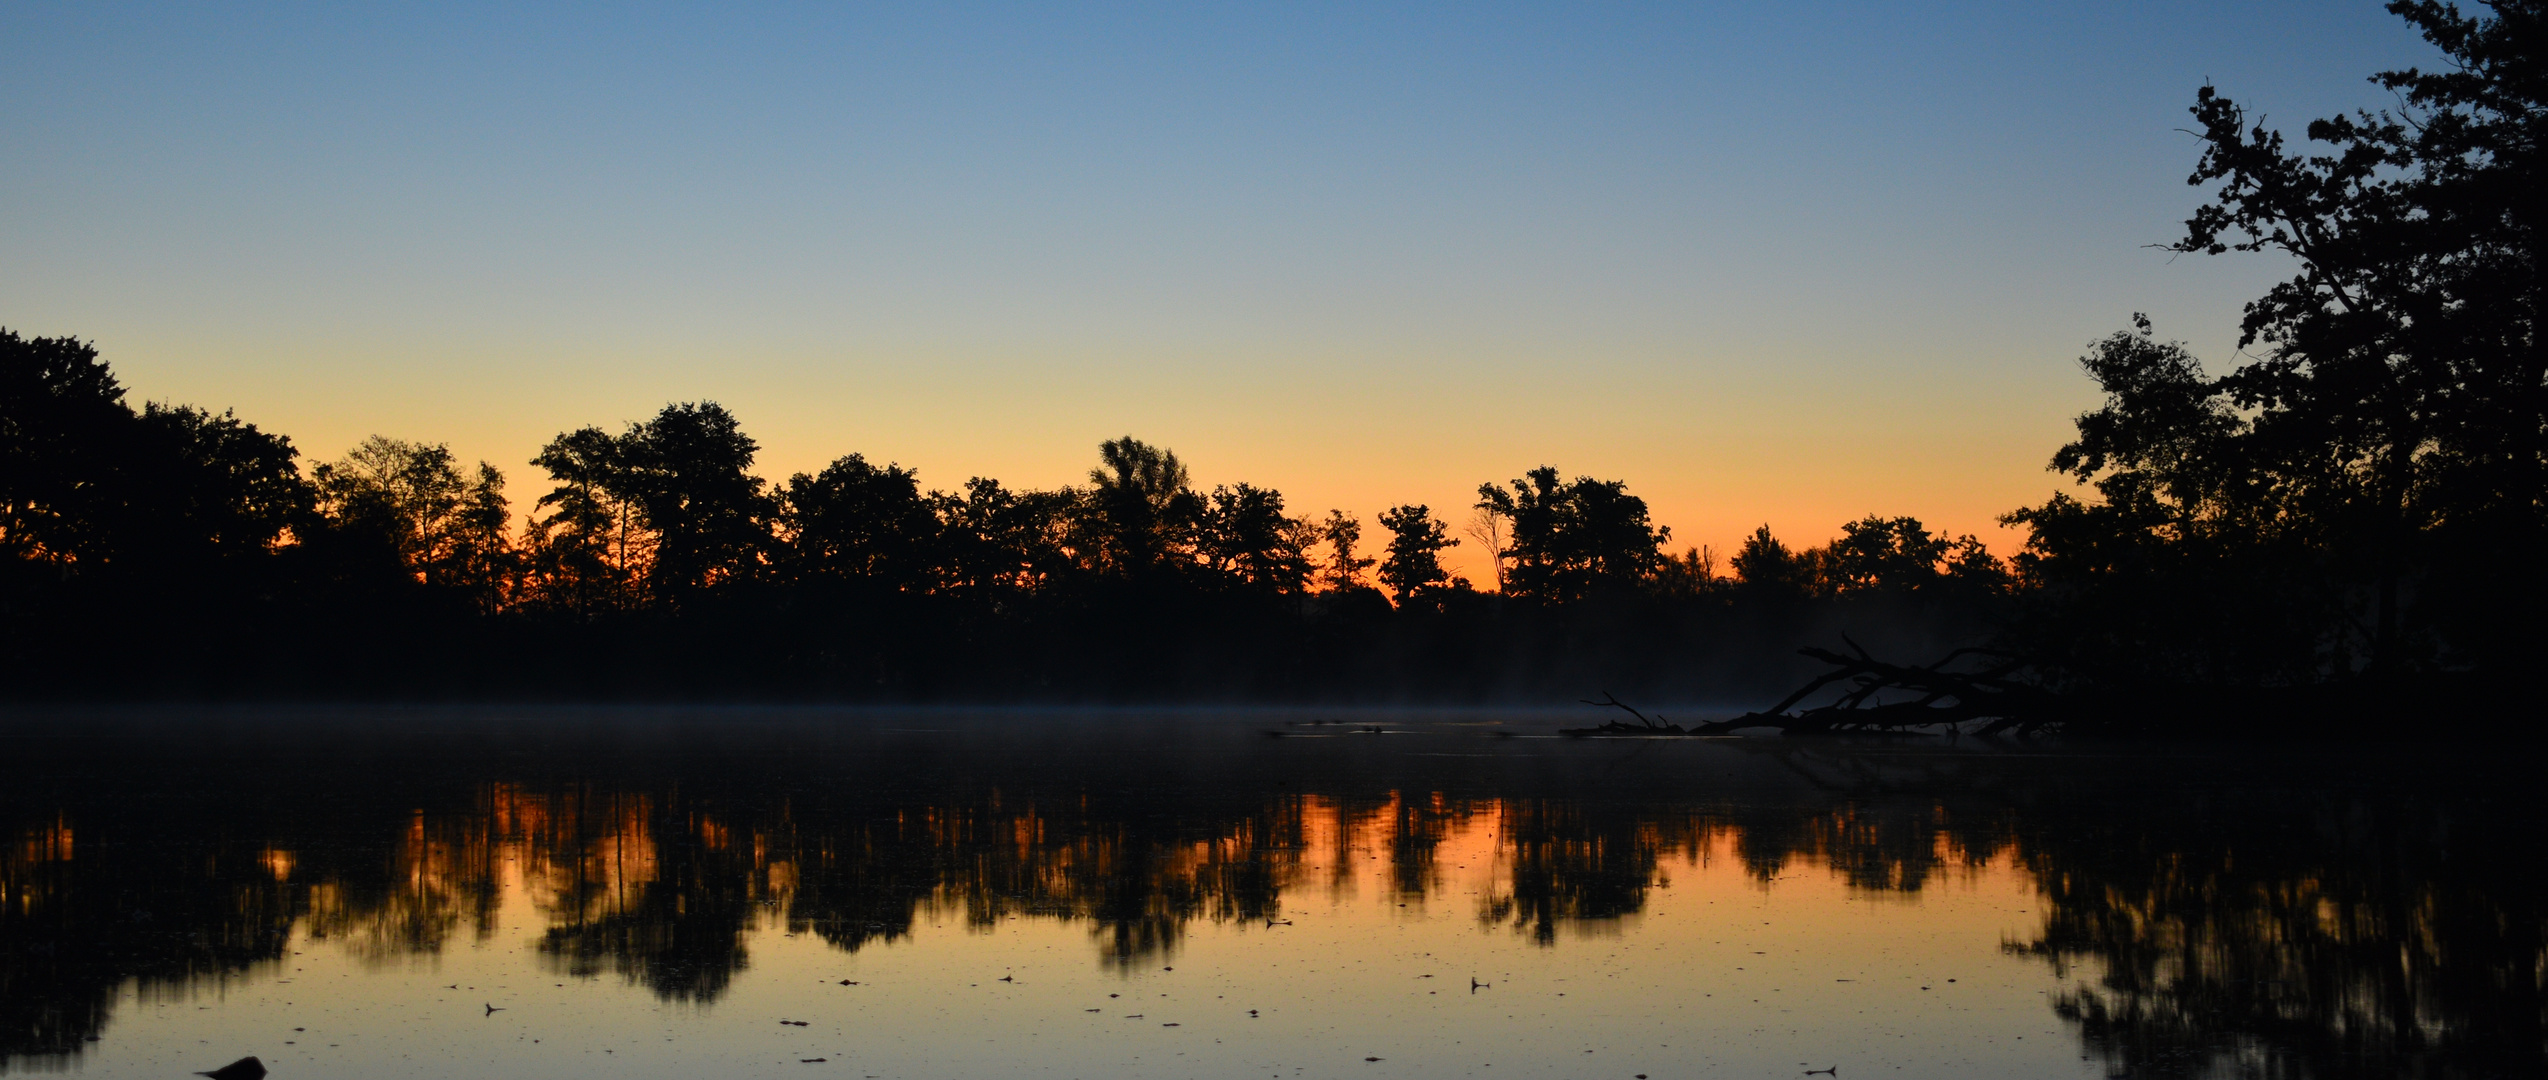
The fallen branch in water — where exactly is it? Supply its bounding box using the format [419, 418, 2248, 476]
[1562, 638, 2070, 738]
[1569, 691, 1689, 734]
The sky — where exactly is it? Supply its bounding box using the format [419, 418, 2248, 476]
[1, 2, 2437, 580]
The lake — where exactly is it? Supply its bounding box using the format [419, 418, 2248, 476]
[2, 707, 2537, 1079]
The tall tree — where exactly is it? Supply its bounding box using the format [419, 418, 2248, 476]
[0, 330, 132, 567]
[312, 437, 513, 607]
[622, 402, 773, 603]
[1462, 506, 1507, 593]
[1474, 467, 1668, 603]
[1730, 525, 1808, 598]
[1, 333, 305, 577]
[1376, 504, 1461, 603]
[527, 425, 644, 614]
[1821, 516, 1950, 594]
[2006, 322, 2352, 683]
[1082, 436, 1199, 576]
[1318, 510, 1375, 592]
[1195, 482, 1310, 592]
[121, 403, 308, 574]
[933, 477, 1076, 601]
[782, 454, 938, 592]
[2156, 0, 2543, 669]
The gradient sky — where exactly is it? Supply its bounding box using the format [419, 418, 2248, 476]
[2, 2, 2434, 579]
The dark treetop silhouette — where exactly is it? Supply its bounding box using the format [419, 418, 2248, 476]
[2003, 0, 2543, 690]
[0, 332, 2010, 706]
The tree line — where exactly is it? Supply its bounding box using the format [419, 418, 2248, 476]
[0, 329, 2011, 699]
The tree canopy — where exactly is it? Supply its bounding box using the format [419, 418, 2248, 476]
[2008, 0, 2543, 683]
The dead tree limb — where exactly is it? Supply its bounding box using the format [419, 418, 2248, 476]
[1561, 645, 2070, 738]
[1571, 691, 1686, 734]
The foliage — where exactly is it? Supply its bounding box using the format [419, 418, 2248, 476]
[1, 331, 135, 566]
[1318, 510, 1375, 592]
[782, 454, 938, 591]
[6, 336, 2022, 699]
[525, 425, 646, 614]
[2003, 322, 2353, 683]
[312, 436, 512, 610]
[622, 402, 774, 603]
[1195, 483, 1311, 593]
[1473, 467, 1670, 603]
[2005, 0, 2543, 682]
[1083, 436, 1199, 576]
[1729, 525, 1806, 598]
[1375, 504, 1461, 603]
[1, 329, 307, 578]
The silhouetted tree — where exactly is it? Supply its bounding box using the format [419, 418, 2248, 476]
[1730, 525, 1808, 599]
[1376, 504, 1461, 604]
[1822, 516, 1949, 594]
[1318, 510, 1375, 592]
[1463, 506, 1508, 593]
[1649, 546, 1722, 602]
[1938, 534, 2010, 596]
[932, 477, 1076, 601]
[1474, 467, 1668, 603]
[312, 436, 513, 609]
[2138, 0, 2544, 673]
[1083, 437, 1199, 577]
[526, 426, 644, 614]
[2005, 320, 2364, 684]
[1, 331, 133, 568]
[782, 454, 938, 593]
[621, 402, 772, 603]
[119, 403, 308, 574]
[2, 332, 307, 580]
[1195, 483, 1310, 592]
[446, 463, 515, 612]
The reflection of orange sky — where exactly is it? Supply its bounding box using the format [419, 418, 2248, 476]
[6, 772, 2508, 1080]
[74, 785, 2036, 976]
[14, 819, 71, 865]
[4, 819, 74, 918]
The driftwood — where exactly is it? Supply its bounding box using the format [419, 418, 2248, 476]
[1560, 638, 2071, 738]
[1560, 692, 1695, 735]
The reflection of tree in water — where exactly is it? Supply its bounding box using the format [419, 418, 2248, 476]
[301, 808, 501, 961]
[1481, 799, 1673, 942]
[776, 794, 1300, 968]
[5, 741, 2544, 1078]
[518, 789, 760, 1001]
[1386, 792, 1469, 902]
[2008, 791, 2546, 1080]
[1, 815, 300, 1066]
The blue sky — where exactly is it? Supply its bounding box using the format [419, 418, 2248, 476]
[1, 1, 2434, 571]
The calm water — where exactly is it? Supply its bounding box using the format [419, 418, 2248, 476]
[1, 708, 2538, 1080]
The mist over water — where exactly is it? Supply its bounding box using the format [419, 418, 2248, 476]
[3, 708, 2539, 1079]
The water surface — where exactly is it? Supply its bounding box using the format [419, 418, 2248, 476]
[2, 707, 2537, 1079]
